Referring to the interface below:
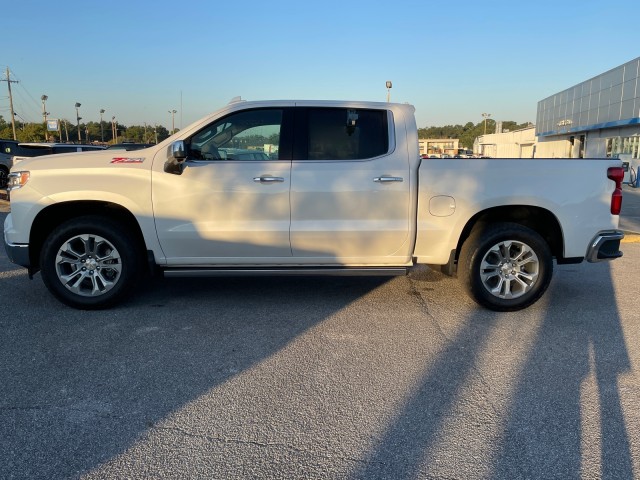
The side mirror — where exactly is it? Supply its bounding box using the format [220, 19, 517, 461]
[172, 140, 186, 161]
[164, 140, 187, 175]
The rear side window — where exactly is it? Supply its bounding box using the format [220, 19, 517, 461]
[307, 108, 388, 160]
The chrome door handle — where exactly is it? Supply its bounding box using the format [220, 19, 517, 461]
[374, 176, 403, 183]
[253, 176, 285, 183]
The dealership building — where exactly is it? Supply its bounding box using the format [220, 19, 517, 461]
[476, 57, 640, 161]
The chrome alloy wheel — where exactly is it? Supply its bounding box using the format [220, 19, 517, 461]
[480, 240, 539, 299]
[54, 234, 123, 297]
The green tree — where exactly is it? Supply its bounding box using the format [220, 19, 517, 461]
[155, 125, 170, 142]
[419, 119, 533, 149]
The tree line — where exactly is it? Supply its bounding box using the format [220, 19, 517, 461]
[0, 115, 172, 144]
[419, 120, 533, 148]
[2, 115, 533, 149]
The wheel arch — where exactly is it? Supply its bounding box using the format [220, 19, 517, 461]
[455, 205, 565, 263]
[29, 201, 149, 271]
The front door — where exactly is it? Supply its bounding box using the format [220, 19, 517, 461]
[152, 108, 293, 265]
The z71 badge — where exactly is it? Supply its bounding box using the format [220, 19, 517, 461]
[110, 157, 145, 164]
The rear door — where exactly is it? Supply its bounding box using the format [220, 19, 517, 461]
[289, 106, 412, 264]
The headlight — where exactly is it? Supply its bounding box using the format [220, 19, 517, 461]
[7, 171, 30, 191]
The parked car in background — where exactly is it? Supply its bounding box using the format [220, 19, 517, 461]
[11, 143, 106, 166]
[0, 139, 22, 189]
[107, 143, 155, 151]
[218, 148, 270, 160]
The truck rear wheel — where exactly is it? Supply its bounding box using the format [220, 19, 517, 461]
[458, 222, 553, 311]
[40, 216, 141, 309]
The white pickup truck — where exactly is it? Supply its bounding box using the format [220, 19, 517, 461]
[3, 99, 625, 311]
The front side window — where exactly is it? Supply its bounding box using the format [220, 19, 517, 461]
[307, 108, 388, 160]
[189, 109, 283, 161]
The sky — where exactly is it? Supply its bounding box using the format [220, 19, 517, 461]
[2, 0, 639, 131]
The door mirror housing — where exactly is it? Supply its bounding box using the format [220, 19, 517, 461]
[171, 140, 186, 160]
[164, 140, 187, 174]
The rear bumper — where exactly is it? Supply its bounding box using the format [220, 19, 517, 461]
[586, 230, 624, 262]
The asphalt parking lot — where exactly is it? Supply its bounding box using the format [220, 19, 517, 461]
[1, 191, 640, 479]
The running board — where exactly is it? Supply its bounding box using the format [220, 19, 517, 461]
[163, 267, 408, 278]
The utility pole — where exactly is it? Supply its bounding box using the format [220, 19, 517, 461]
[2, 67, 19, 140]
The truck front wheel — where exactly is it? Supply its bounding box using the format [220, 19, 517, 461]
[40, 216, 141, 309]
[458, 223, 553, 311]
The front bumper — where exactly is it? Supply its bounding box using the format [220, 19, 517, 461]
[586, 230, 624, 262]
[3, 212, 31, 268]
[3, 237, 31, 268]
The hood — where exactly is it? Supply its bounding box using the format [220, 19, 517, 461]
[12, 147, 158, 172]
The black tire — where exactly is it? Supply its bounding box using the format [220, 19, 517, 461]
[0, 166, 8, 189]
[458, 222, 553, 311]
[40, 216, 142, 309]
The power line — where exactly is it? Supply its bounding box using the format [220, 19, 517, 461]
[9, 69, 43, 121]
[9, 69, 43, 110]
[13, 88, 39, 123]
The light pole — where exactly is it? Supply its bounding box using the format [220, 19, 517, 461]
[111, 116, 117, 143]
[168, 109, 176, 134]
[482, 112, 491, 135]
[386, 81, 392, 103]
[75, 102, 82, 142]
[41, 95, 49, 141]
[99, 109, 105, 143]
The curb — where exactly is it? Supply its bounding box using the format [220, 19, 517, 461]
[622, 233, 640, 243]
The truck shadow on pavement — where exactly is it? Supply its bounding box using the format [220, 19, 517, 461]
[352, 262, 633, 479]
[0, 233, 393, 478]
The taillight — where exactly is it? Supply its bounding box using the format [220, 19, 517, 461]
[608, 166, 624, 215]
